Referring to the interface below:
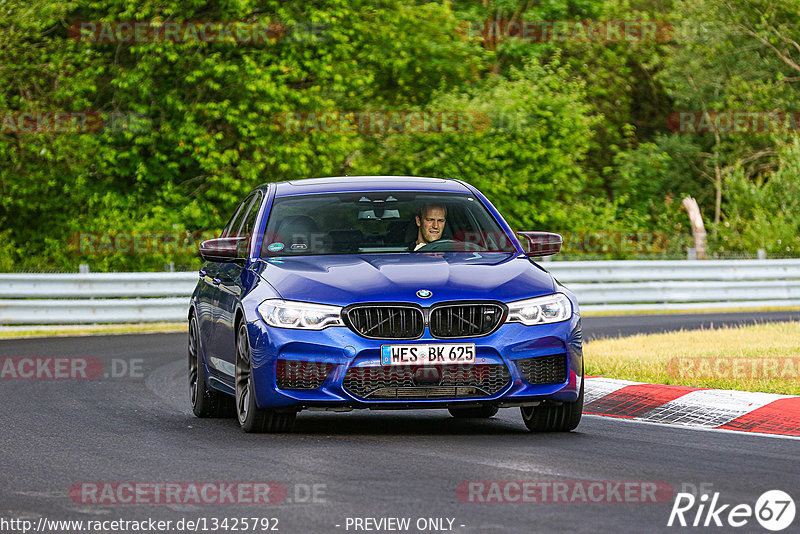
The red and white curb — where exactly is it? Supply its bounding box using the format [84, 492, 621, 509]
[584, 377, 800, 437]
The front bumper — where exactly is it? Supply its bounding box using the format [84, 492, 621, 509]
[245, 314, 583, 410]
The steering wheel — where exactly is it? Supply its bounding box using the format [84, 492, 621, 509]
[416, 239, 482, 252]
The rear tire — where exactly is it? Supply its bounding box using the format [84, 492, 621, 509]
[235, 322, 296, 433]
[520, 377, 583, 432]
[448, 405, 499, 418]
[189, 315, 234, 418]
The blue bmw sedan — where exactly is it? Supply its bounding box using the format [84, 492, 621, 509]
[189, 176, 583, 433]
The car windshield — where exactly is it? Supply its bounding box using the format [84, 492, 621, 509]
[260, 192, 518, 256]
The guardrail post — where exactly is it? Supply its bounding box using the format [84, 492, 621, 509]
[687, 248, 697, 261]
[79, 264, 90, 273]
[758, 249, 766, 260]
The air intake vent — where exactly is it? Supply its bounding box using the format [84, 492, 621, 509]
[275, 360, 333, 390]
[515, 354, 568, 385]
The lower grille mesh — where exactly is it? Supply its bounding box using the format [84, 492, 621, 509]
[515, 354, 568, 384]
[342, 364, 511, 399]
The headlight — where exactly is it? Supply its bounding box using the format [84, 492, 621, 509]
[506, 293, 572, 325]
[257, 299, 345, 330]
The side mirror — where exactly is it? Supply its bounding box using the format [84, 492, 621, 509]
[517, 231, 562, 257]
[199, 237, 249, 263]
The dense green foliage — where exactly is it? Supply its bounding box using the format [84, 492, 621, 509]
[1, 0, 798, 271]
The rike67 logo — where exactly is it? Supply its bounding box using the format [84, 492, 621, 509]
[668, 489, 796, 531]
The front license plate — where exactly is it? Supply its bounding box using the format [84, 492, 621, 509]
[380, 343, 476, 366]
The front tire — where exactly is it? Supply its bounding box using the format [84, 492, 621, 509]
[448, 405, 499, 418]
[189, 315, 234, 418]
[520, 377, 583, 432]
[235, 322, 296, 433]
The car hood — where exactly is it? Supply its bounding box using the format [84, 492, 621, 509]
[253, 253, 555, 306]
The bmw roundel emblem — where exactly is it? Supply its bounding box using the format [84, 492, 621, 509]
[417, 289, 432, 299]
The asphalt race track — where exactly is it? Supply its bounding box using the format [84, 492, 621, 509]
[1, 313, 798, 534]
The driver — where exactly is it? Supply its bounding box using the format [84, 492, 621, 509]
[411, 204, 446, 251]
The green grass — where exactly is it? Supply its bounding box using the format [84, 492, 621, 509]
[585, 321, 800, 395]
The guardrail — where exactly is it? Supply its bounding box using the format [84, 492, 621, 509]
[0, 259, 799, 324]
[0, 273, 197, 324]
[548, 259, 800, 312]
